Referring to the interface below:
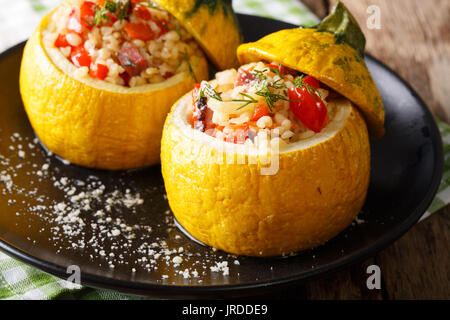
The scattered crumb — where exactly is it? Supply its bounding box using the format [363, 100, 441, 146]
[172, 256, 183, 264]
[0, 132, 241, 281]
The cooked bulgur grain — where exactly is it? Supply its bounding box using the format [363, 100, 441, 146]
[188, 62, 336, 147]
[42, 0, 203, 87]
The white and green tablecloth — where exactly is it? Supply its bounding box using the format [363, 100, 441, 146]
[0, 0, 447, 300]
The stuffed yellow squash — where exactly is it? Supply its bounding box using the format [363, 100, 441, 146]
[161, 2, 385, 256]
[20, 0, 242, 169]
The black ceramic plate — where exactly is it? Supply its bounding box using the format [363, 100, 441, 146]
[0, 14, 443, 298]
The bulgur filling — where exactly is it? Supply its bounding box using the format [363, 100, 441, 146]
[188, 62, 336, 149]
[43, 0, 203, 87]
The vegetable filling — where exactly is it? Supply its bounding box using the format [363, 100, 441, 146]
[188, 62, 337, 148]
[43, 0, 203, 87]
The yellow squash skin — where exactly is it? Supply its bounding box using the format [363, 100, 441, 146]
[20, 12, 209, 170]
[161, 95, 370, 257]
[153, 0, 242, 69]
[237, 28, 385, 139]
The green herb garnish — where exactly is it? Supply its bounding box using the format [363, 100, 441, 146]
[200, 82, 222, 101]
[232, 92, 258, 110]
[268, 78, 287, 90]
[175, 24, 183, 40]
[254, 86, 290, 111]
[266, 64, 283, 78]
[177, 50, 197, 82]
[232, 68, 291, 111]
[293, 75, 322, 101]
[93, 0, 131, 27]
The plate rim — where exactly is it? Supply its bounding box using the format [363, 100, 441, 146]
[0, 14, 444, 297]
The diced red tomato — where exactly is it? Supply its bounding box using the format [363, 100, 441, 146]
[266, 64, 284, 76]
[133, 5, 152, 20]
[235, 68, 256, 87]
[70, 45, 91, 68]
[54, 34, 70, 48]
[301, 75, 320, 89]
[252, 104, 270, 121]
[116, 45, 149, 76]
[80, 1, 97, 29]
[130, 0, 142, 3]
[288, 87, 327, 133]
[124, 22, 157, 41]
[67, 1, 97, 33]
[89, 63, 109, 80]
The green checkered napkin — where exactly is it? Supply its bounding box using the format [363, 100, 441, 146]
[0, 0, 446, 300]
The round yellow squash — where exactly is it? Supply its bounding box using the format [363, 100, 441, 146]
[19, 9, 209, 170]
[154, 0, 243, 69]
[161, 93, 370, 257]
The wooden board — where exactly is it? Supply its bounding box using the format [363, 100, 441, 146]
[299, 0, 450, 299]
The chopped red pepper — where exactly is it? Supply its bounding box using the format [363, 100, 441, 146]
[266, 64, 284, 76]
[80, 1, 97, 30]
[54, 34, 70, 48]
[116, 45, 149, 76]
[124, 22, 157, 41]
[133, 5, 152, 20]
[71, 45, 91, 68]
[102, 12, 118, 27]
[251, 104, 270, 121]
[89, 63, 109, 80]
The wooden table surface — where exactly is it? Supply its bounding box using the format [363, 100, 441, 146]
[254, 0, 450, 300]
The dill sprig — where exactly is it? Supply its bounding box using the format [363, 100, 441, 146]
[92, 0, 131, 26]
[293, 75, 322, 101]
[251, 69, 267, 82]
[200, 82, 222, 101]
[176, 50, 197, 82]
[175, 24, 183, 40]
[153, 16, 170, 31]
[232, 67, 290, 111]
[266, 63, 283, 78]
[232, 92, 258, 110]
[269, 78, 287, 90]
[255, 85, 290, 111]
